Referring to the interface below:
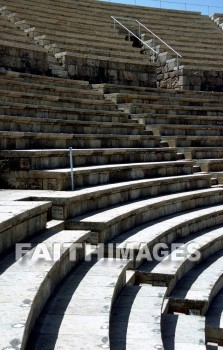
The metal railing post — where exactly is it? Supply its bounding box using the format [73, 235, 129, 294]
[69, 147, 74, 191]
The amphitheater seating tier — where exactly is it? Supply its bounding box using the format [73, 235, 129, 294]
[168, 250, 223, 315]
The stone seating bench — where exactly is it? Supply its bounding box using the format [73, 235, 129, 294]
[147, 124, 223, 137]
[28, 258, 131, 350]
[93, 83, 223, 98]
[0, 173, 210, 219]
[110, 284, 167, 349]
[0, 103, 130, 123]
[179, 147, 223, 160]
[122, 102, 223, 115]
[196, 159, 223, 173]
[142, 114, 223, 126]
[0, 89, 116, 111]
[163, 136, 223, 148]
[168, 249, 223, 315]
[66, 187, 223, 243]
[0, 78, 104, 100]
[206, 288, 223, 346]
[161, 314, 206, 350]
[0, 70, 90, 88]
[0, 147, 179, 170]
[0, 200, 51, 255]
[0, 131, 159, 149]
[0, 222, 90, 350]
[111, 203, 223, 269]
[7, 159, 194, 190]
[0, 115, 147, 135]
[106, 92, 223, 106]
[137, 225, 223, 294]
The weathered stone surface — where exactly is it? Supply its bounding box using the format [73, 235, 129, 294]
[0, 42, 48, 74]
[65, 54, 157, 86]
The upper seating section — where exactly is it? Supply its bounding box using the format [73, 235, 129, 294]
[0, 0, 157, 85]
[0, 13, 48, 73]
[2, 0, 223, 88]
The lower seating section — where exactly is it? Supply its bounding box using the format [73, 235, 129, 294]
[1, 43, 223, 349]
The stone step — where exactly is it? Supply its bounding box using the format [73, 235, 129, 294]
[140, 114, 223, 126]
[121, 102, 223, 115]
[137, 225, 223, 293]
[0, 224, 90, 350]
[211, 172, 223, 185]
[163, 136, 223, 148]
[0, 115, 147, 135]
[0, 174, 211, 220]
[147, 124, 223, 137]
[28, 258, 131, 349]
[179, 147, 223, 160]
[110, 284, 167, 349]
[93, 83, 223, 98]
[39, 34, 147, 54]
[2, 160, 195, 190]
[0, 200, 51, 255]
[196, 159, 223, 173]
[32, 27, 141, 48]
[206, 288, 223, 345]
[0, 77, 104, 100]
[111, 203, 223, 270]
[66, 187, 223, 243]
[106, 92, 223, 106]
[62, 50, 155, 72]
[53, 45, 147, 62]
[0, 101, 131, 122]
[0, 131, 159, 150]
[0, 90, 116, 111]
[168, 250, 223, 315]
[0, 147, 179, 170]
[161, 314, 206, 350]
[0, 70, 90, 89]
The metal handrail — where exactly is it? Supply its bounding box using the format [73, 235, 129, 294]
[111, 15, 158, 61]
[112, 16, 182, 67]
[136, 19, 182, 68]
